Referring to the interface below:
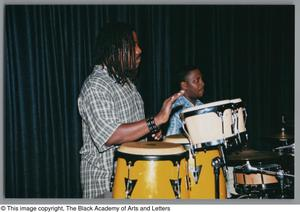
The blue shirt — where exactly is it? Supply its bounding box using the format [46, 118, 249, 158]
[166, 96, 203, 136]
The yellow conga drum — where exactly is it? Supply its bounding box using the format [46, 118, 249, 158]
[165, 135, 227, 199]
[112, 142, 189, 199]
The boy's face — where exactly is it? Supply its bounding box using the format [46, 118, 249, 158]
[182, 69, 205, 99]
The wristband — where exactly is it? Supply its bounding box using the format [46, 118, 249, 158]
[146, 117, 160, 134]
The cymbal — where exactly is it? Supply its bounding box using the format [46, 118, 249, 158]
[227, 149, 280, 165]
[265, 131, 294, 141]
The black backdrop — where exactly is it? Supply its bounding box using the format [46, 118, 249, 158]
[4, 5, 294, 198]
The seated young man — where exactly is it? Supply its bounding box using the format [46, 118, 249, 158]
[166, 66, 205, 136]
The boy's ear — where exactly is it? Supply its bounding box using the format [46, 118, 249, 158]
[180, 81, 187, 90]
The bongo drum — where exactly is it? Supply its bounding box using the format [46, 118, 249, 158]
[112, 142, 189, 199]
[164, 135, 227, 199]
[181, 100, 234, 147]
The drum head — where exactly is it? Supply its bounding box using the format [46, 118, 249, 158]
[164, 134, 189, 144]
[117, 142, 185, 155]
[230, 98, 242, 104]
[182, 99, 230, 114]
[234, 163, 281, 173]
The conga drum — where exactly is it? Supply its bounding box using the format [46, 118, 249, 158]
[180, 100, 234, 148]
[164, 135, 227, 199]
[112, 142, 189, 199]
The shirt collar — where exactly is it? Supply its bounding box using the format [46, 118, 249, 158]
[180, 95, 202, 106]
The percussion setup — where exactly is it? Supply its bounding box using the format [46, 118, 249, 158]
[110, 98, 295, 199]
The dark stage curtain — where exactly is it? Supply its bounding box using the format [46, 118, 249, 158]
[4, 5, 294, 198]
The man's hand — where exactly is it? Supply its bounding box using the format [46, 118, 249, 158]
[154, 90, 184, 126]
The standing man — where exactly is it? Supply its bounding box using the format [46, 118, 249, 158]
[166, 66, 205, 136]
[78, 22, 183, 198]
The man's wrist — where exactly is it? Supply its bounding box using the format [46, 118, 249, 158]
[154, 115, 163, 126]
[146, 117, 160, 134]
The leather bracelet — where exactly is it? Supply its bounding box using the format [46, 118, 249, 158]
[146, 117, 160, 134]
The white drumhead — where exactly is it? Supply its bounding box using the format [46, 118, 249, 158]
[230, 98, 242, 104]
[117, 141, 186, 155]
[164, 134, 189, 144]
[182, 99, 230, 114]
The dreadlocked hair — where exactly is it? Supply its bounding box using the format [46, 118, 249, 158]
[92, 22, 137, 86]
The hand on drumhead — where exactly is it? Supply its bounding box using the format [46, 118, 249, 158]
[154, 90, 184, 125]
[151, 130, 163, 141]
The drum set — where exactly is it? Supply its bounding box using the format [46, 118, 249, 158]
[110, 98, 294, 199]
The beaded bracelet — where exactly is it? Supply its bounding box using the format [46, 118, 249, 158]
[146, 117, 160, 134]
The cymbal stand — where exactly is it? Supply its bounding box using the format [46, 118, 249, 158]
[280, 115, 288, 145]
[276, 169, 285, 198]
[274, 143, 295, 150]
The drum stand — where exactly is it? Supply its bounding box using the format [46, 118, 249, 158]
[212, 156, 224, 199]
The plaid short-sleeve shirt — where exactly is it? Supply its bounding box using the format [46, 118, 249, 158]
[78, 65, 145, 198]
